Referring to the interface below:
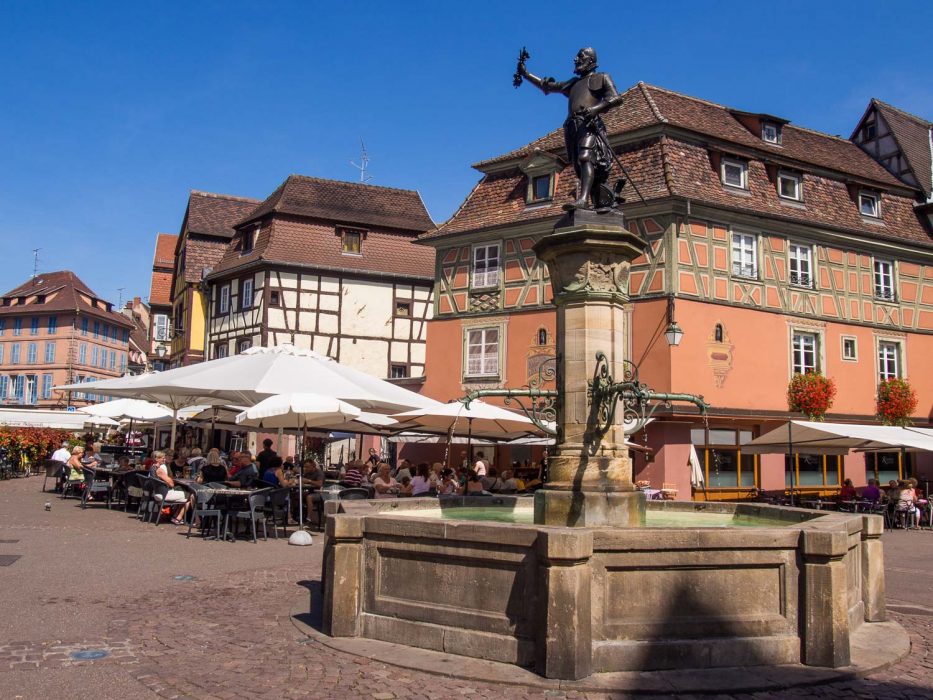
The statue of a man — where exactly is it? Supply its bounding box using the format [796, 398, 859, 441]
[517, 47, 624, 210]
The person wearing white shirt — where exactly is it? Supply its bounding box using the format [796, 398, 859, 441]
[472, 450, 489, 477]
[51, 441, 71, 464]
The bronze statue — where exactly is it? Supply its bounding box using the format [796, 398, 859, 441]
[516, 47, 625, 211]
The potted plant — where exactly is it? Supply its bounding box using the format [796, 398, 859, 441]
[876, 378, 918, 426]
[787, 373, 837, 421]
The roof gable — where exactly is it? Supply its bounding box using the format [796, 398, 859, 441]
[184, 191, 261, 239]
[872, 100, 933, 198]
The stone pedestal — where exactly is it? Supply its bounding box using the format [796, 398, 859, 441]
[533, 208, 647, 527]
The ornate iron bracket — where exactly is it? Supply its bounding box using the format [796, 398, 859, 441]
[461, 357, 558, 437]
[588, 351, 709, 441]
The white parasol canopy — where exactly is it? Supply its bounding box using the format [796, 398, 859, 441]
[78, 398, 172, 422]
[741, 421, 933, 455]
[390, 399, 543, 439]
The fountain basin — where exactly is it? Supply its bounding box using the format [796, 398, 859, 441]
[322, 497, 889, 680]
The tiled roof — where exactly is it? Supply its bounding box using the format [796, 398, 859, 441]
[474, 83, 908, 190]
[871, 99, 933, 198]
[153, 233, 178, 270]
[182, 236, 229, 284]
[423, 83, 932, 248]
[148, 270, 173, 307]
[238, 175, 434, 233]
[212, 216, 435, 280]
[0, 271, 134, 327]
[185, 191, 261, 239]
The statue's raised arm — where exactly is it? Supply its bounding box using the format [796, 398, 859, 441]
[514, 47, 626, 211]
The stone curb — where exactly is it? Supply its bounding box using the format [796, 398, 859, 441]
[289, 599, 912, 695]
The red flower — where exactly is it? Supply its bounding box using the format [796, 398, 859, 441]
[787, 373, 837, 421]
[876, 378, 918, 426]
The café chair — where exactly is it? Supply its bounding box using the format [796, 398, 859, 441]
[225, 490, 270, 543]
[81, 467, 113, 509]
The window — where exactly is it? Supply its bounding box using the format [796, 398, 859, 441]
[13, 375, 23, 403]
[0, 376, 7, 400]
[787, 453, 841, 488]
[690, 428, 757, 489]
[864, 122, 877, 140]
[778, 172, 801, 201]
[0, 320, 4, 336]
[91, 347, 99, 367]
[466, 327, 499, 377]
[237, 339, 252, 354]
[878, 341, 900, 381]
[859, 191, 879, 218]
[472, 244, 500, 288]
[240, 278, 254, 310]
[93, 320, 99, 338]
[792, 332, 819, 374]
[395, 301, 411, 317]
[788, 244, 812, 287]
[79, 343, 87, 364]
[47, 316, 57, 334]
[721, 158, 748, 189]
[153, 314, 169, 341]
[81, 318, 88, 336]
[25, 375, 37, 405]
[269, 291, 280, 307]
[10, 343, 20, 364]
[215, 344, 228, 359]
[529, 174, 552, 202]
[219, 285, 231, 314]
[44, 342, 55, 363]
[42, 374, 52, 400]
[390, 365, 409, 379]
[109, 350, 116, 370]
[120, 353, 126, 373]
[13, 318, 22, 336]
[865, 452, 906, 485]
[341, 229, 363, 255]
[873, 260, 895, 301]
[30, 317, 39, 335]
[0, 345, 4, 364]
[26, 343, 37, 364]
[731, 232, 757, 278]
[761, 122, 780, 144]
[110, 326, 118, 342]
[241, 227, 256, 254]
[842, 337, 857, 361]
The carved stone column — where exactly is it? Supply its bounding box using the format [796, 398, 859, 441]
[532, 209, 647, 527]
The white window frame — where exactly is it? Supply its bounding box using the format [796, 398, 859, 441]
[241, 278, 254, 310]
[721, 158, 748, 189]
[153, 314, 169, 341]
[237, 339, 252, 354]
[761, 122, 780, 144]
[215, 344, 228, 359]
[464, 327, 500, 378]
[792, 331, 819, 375]
[841, 336, 858, 362]
[859, 191, 880, 218]
[219, 285, 231, 314]
[873, 259, 895, 301]
[731, 232, 758, 279]
[878, 341, 900, 381]
[788, 243, 813, 288]
[778, 171, 801, 201]
[472, 243, 500, 288]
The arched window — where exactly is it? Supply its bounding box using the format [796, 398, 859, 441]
[714, 324, 723, 342]
[537, 328, 548, 345]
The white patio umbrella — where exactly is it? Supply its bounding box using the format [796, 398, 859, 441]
[78, 398, 172, 422]
[57, 344, 439, 448]
[235, 393, 362, 545]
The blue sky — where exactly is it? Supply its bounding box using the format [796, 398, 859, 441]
[2, 1, 931, 306]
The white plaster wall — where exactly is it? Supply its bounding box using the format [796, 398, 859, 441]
[340, 337, 389, 375]
[298, 311, 316, 331]
[278, 271, 298, 289]
[321, 276, 340, 293]
[342, 279, 393, 337]
[300, 275, 319, 291]
[293, 333, 312, 350]
[268, 309, 286, 328]
[282, 290, 299, 308]
[299, 292, 316, 309]
[390, 342, 408, 362]
[312, 335, 331, 356]
[320, 294, 339, 312]
[318, 313, 338, 335]
[410, 342, 426, 365]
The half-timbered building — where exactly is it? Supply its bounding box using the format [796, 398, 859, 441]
[169, 191, 260, 367]
[418, 82, 933, 500]
[205, 175, 435, 383]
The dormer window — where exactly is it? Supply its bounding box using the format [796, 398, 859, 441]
[863, 122, 877, 140]
[859, 191, 880, 218]
[340, 228, 363, 255]
[778, 171, 801, 201]
[761, 122, 781, 144]
[241, 227, 256, 254]
[721, 158, 748, 189]
[529, 174, 553, 203]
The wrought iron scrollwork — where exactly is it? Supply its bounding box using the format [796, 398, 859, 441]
[589, 351, 709, 441]
[462, 357, 558, 436]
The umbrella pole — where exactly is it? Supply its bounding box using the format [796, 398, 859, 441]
[170, 407, 178, 452]
[209, 407, 217, 450]
[297, 422, 304, 529]
[467, 418, 473, 470]
[128, 417, 134, 452]
[788, 421, 795, 507]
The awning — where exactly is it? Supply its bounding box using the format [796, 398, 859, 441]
[741, 421, 933, 455]
[0, 408, 118, 430]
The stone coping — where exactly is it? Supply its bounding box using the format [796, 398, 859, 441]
[292, 599, 910, 694]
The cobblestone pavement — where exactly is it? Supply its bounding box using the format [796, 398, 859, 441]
[2, 476, 933, 699]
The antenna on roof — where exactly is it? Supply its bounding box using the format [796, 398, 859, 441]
[350, 138, 373, 183]
[31, 248, 41, 283]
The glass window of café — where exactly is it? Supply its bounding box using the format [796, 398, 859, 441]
[690, 428, 757, 488]
[865, 451, 911, 485]
[785, 453, 841, 488]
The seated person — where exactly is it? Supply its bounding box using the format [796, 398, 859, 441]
[116, 456, 132, 471]
[497, 470, 519, 493]
[227, 452, 259, 487]
[66, 446, 87, 484]
[168, 450, 189, 478]
[481, 467, 499, 492]
[283, 455, 296, 472]
[187, 447, 207, 479]
[261, 455, 294, 487]
[839, 478, 857, 501]
[410, 463, 432, 496]
[303, 459, 326, 524]
[152, 451, 193, 525]
[862, 478, 882, 502]
[80, 444, 101, 470]
[437, 468, 459, 495]
[462, 470, 485, 495]
[199, 450, 228, 484]
[394, 459, 412, 481]
[397, 475, 413, 496]
[340, 460, 365, 487]
[372, 463, 399, 499]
